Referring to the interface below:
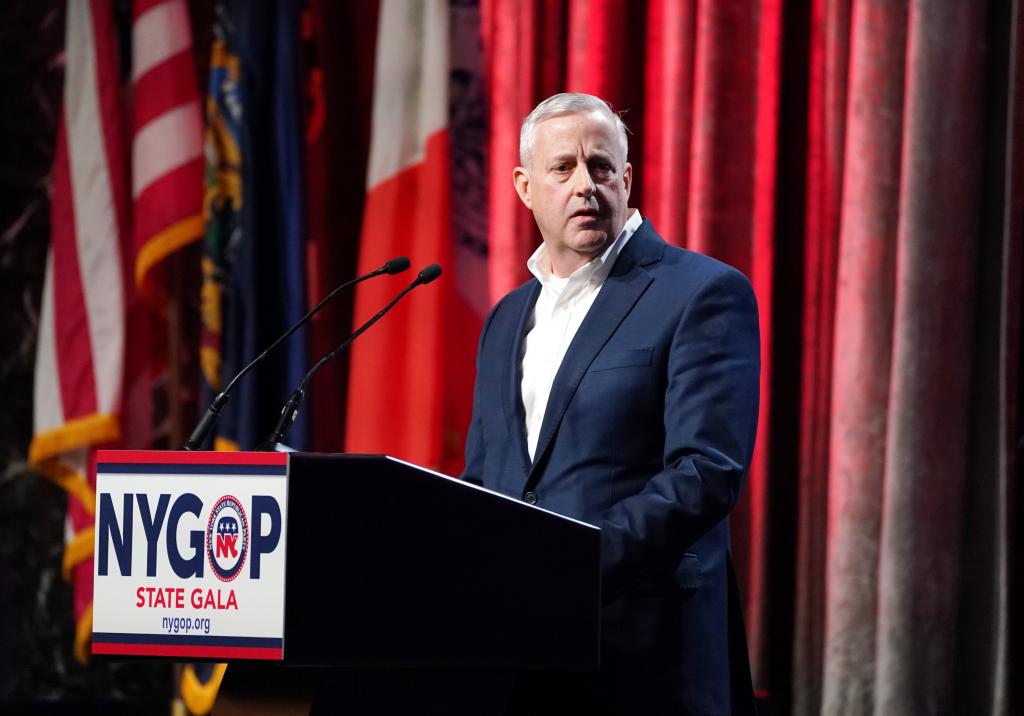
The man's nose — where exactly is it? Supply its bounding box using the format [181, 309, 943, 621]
[573, 165, 596, 197]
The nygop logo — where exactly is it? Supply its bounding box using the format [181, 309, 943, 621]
[206, 496, 248, 582]
[97, 491, 282, 579]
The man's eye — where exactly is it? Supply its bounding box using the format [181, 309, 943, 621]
[553, 164, 570, 172]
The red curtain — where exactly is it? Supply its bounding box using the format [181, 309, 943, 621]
[482, 0, 785, 697]
[473, 0, 1021, 712]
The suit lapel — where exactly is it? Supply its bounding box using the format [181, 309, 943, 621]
[528, 223, 663, 479]
[504, 281, 540, 476]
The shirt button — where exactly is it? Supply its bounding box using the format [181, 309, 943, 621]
[524, 491, 538, 505]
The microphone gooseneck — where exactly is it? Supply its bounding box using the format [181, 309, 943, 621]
[259, 263, 443, 449]
[182, 256, 410, 450]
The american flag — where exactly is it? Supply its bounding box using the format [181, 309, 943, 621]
[130, 0, 204, 310]
[30, 0, 203, 664]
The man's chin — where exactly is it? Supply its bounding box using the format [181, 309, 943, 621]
[568, 229, 613, 255]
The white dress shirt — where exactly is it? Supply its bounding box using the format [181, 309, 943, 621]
[520, 209, 643, 460]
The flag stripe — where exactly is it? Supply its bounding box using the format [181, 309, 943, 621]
[132, 101, 203, 199]
[66, 0, 125, 415]
[133, 50, 202, 132]
[133, 157, 204, 237]
[89, 0, 130, 245]
[133, 0, 173, 20]
[51, 124, 99, 419]
[32, 253, 65, 434]
[131, 0, 192, 81]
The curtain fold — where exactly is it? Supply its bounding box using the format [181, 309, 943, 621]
[792, 0, 850, 711]
[954, 1, 1022, 710]
[874, 1, 986, 712]
[642, 0, 696, 250]
[821, 1, 907, 711]
[482, 0, 565, 301]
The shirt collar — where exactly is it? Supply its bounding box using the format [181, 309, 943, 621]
[526, 209, 643, 293]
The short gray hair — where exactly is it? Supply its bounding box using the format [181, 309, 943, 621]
[519, 92, 629, 168]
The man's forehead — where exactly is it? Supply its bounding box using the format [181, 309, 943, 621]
[535, 109, 615, 134]
[534, 111, 620, 152]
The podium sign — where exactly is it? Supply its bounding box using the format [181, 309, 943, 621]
[92, 450, 289, 660]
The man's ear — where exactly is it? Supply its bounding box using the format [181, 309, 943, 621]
[513, 166, 532, 209]
[622, 162, 633, 200]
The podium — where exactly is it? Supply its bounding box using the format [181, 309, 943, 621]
[91, 451, 601, 673]
[283, 453, 600, 670]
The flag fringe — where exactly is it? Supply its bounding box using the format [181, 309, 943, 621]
[29, 413, 120, 466]
[135, 212, 205, 307]
[62, 526, 95, 581]
[74, 602, 93, 664]
[29, 457, 98, 517]
[213, 436, 240, 452]
[182, 663, 228, 715]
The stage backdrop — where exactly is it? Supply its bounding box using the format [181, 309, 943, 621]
[312, 1, 1023, 713]
[5, 0, 1020, 714]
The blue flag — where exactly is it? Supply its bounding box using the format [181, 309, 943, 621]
[204, 0, 309, 453]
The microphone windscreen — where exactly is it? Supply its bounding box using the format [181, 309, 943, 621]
[384, 256, 411, 274]
[417, 263, 443, 284]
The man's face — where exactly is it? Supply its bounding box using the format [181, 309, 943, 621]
[514, 111, 632, 275]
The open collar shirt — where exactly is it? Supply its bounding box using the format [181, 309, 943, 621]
[520, 209, 643, 460]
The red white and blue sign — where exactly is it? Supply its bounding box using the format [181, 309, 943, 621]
[92, 450, 289, 660]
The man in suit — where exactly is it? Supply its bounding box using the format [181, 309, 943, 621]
[461, 92, 760, 715]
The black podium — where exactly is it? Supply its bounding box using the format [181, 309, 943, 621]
[281, 453, 601, 671]
[212, 454, 601, 714]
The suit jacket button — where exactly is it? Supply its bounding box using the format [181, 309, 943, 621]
[524, 491, 538, 505]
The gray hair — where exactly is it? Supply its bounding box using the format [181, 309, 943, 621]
[519, 92, 629, 168]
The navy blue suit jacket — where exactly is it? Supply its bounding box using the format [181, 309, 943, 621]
[462, 218, 760, 715]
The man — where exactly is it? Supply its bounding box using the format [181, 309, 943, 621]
[461, 93, 760, 715]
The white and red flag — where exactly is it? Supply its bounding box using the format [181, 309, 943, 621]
[29, 0, 130, 663]
[345, 0, 481, 475]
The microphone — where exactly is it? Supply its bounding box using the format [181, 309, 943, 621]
[182, 256, 411, 450]
[259, 263, 443, 449]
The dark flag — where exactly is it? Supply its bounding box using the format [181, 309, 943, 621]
[199, 0, 309, 455]
[188, 0, 309, 712]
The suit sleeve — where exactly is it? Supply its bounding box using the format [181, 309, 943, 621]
[460, 300, 500, 486]
[598, 267, 760, 602]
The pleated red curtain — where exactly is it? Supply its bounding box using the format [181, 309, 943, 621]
[482, 0, 783, 695]
[480, 0, 1021, 713]
[793, 0, 849, 711]
[806, 0, 1021, 712]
